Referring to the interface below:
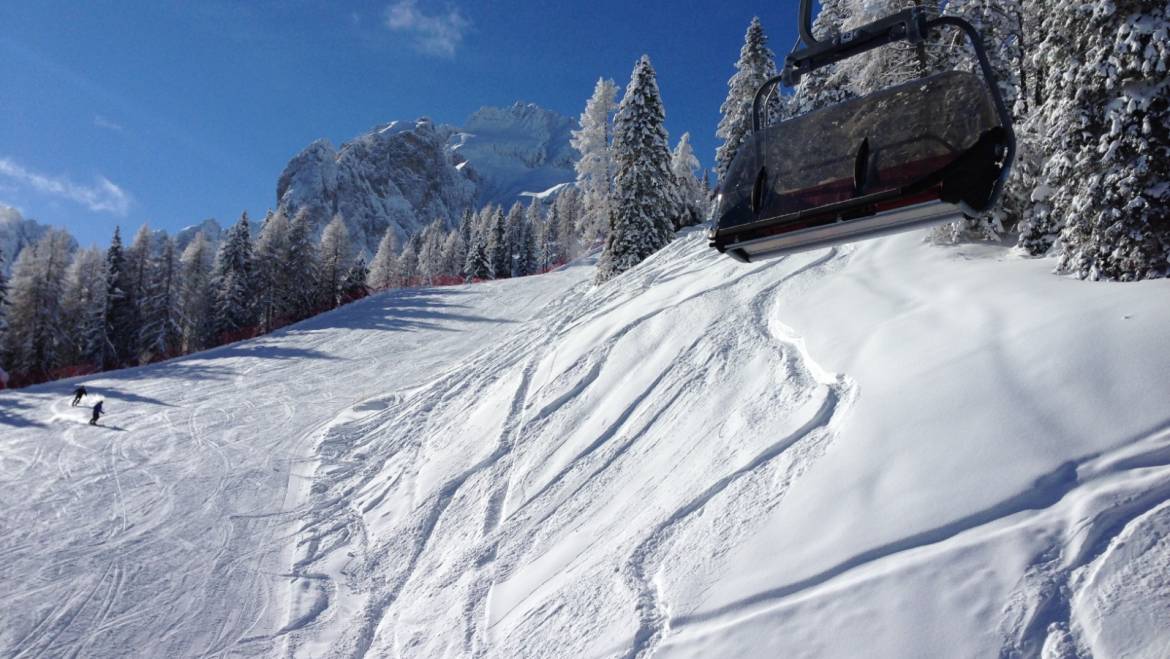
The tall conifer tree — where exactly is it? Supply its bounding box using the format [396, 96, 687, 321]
[254, 211, 292, 330]
[0, 250, 8, 345]
[178, 232, 215, 352]
[1047, 0, 1170, 279]
[571, 78, 619, 245]
[318, 213, 354, 308]
[103, 227, 136, 367]
[140, 234, 182, 360]
[597, 56, 678, 283]
[61, 247, 106, 367]
[716, 17, 778, 181]
[670, 132, 706, 229]
[369, 229, 399, 290]
[2, 230, 73, 376]
[487, 206, 510, 279]
[794, 0, 855, 115]
[286, 209, 319, 320]
[212, 212, 256, 339]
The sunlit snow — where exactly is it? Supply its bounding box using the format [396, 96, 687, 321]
[2, 227, 1169, 657]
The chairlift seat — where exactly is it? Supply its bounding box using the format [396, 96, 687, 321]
[710, 9, 1015, 263]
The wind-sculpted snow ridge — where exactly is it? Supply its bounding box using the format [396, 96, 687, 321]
[276, 230, 1170, 658]
[3, 226, 1170, 658]
[274, 231, 857, 658]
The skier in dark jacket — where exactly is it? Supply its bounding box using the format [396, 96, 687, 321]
[72, 385, 88, 407]
[89, 400, 104, 425]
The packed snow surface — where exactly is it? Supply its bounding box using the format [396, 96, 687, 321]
[3, 227, 1170, 657]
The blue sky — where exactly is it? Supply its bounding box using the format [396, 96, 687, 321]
[1, 1, 801, 246]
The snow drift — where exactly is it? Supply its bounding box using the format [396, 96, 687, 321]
[3, 227, 1169, 658]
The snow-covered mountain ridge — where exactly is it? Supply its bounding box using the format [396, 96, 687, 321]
[0, 206, 52, 275]
[449, 102, 578, 205]
[3, 227, 1169, 657]
[274, 103, 577, 255]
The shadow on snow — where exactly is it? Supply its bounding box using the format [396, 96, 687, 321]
[285, 286, 515, 335]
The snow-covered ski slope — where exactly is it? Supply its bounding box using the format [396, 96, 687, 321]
[3, 227, 1170, 658]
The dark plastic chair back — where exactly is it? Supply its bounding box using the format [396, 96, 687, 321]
[716, 70, 1000, 233]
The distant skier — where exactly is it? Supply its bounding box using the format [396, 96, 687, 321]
[89, 400, 104, 426]
[72, 385, 88, 407]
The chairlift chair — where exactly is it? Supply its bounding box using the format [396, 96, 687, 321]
[709, 0, 1016, 262]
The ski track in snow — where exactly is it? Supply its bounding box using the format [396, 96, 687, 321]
[268, 235, 866, 657]
[4, 228, 1170, 657]
[0, 276, 580, 658]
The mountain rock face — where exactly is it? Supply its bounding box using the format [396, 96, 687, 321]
[174, 218, 225, 252]
[0, 206, 50, 275]
[275, 104, 577, 255]
[450, 102, 578, 206]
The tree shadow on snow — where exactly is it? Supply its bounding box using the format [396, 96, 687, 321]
[87, 387, 176, 407]
[137, 360, 237, 382]
[0, 398, 48, 428]
[289, 287, 515, 334]
[209, 344, 341, 362]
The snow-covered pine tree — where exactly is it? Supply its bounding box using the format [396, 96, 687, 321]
[342, 257, 369, 302]
[440, 231, 465, 280]
[838, 0, 948, 96]
[670, 132, 706, 229]
[504, 202, 527, 277]
[470, 205, 491, 248]
[286, 208, 320, 320]
[943, 0, 1025, 119]
[417, 219, 447, 285]
[139, 234, 183, 361]
[926, 0, 1027, 241]
[318, 213, 354, 308]
[1049, 0, 1170, 280]
[1, 229, 73, 377]
[121, 224, 157, 361]
[456, 209, 474, 277]
[463, 227, 491, 281]
[178, 232, 215, 353]
[597, 55, 678, 284]
[396, 243, 419, 286]
[515, 199, 541, 276]
[103, 227, 137, 368]
[434, 222, 454, 279]
[0, 249, 8, 345]
[369, 228, 399, 290]
[716, 17, 778, 181]
[571, 77, 619, 246]
[558, 185, 585, 258]
[1017, 0, 1104, 256]
[60, 247, 107, 368]
[211, 212, 257, 340]
[793, 0, 856, 115]
[458, 208, 474, 245]
[989, 3, 1050, 242]
[406, 230, 424, 259]
[538, 202, 561, 271]
[487, 206, 510, 279]
[254, 210, 291, 331]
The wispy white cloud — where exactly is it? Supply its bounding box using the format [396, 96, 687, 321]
[0, 157, 131, 216]
[384, 0, 470, 58]
[94, 115, 125, 133]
